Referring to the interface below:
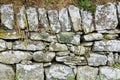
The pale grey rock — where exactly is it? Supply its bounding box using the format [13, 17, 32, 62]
[0, 51, 32, 64]
[56, 51, 70, 56]
[38, 8, 49, 31]
[16, 63, 44, 80]
[33, 51, 55, 62]
[68, 5, 81, 31]
[0, 39, 7, 51]
[83, 33, 103, 41]
[59, 8, 71, 31]
[81, 9, 94, 34]
[71, 34, 80, 45]
[1, 4, 14, 29]
[83, 42, 93, 47]
[49, 42, 68, 51]
[107, 52, 115, 66]
[45, 64, 75, 80]
[6, 42, 12, 49]
[13, 40, 45, 51]
[56, 56, 87, 66]
[48, 10, 61, 33]
[77, 66, 98, 80]
[30, 32, 57, 42]
[95, 3, 118, 30]
[17, 6, 27, 29]
[104, 34, 118, 40]
[117, 2, 120, 22]
[100, 67, 120, 80]
[44, 63, 52, 67]
[114, 53, 119, 63]
[98, 29, 120, 34]
[26, 7, 38, 31]
[93, 40, 120, 52]
[0, 63, 15, 80]
[87, 53, 107, 66]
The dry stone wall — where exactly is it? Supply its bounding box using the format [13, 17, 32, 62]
[0, 2, 120, 80]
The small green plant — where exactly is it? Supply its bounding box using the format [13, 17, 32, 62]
[114, 63, 120, 69]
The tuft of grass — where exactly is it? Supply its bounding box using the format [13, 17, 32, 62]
[114, 63, 120, 69]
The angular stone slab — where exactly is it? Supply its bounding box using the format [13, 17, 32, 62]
[87, 53, 107, 66]
[56, 51, 70, 56]
[77, 66, 98, 80]
[117, 2, 120, 23]
[45, 64, 75, 80]
[49, 42, 68, 51]
[68, 5, 81, 31]
[0, 51, 32, 64]
[17, 6, 27, 29]
[81, 9, 94, 34]
[100, 67, 120, 80]
[16, 63, 44, 80]
[33, 51, 55, 62]
[93, 40, 120, 52]
[56, 56, 87, 66]
[38, 8, 49, 31]
[30, 32, 57, 42]
[83, 33, 103, 41]
[59, 8, 71, 31]
[1, 4, 14, 29]
[26, 7, 38, 31]
[95, 3, 118, 30]
[13, 40, 45, 51]
[48, 10, 61, 33]
[0, 39, 7, 51]
[0, 63, 15, 80]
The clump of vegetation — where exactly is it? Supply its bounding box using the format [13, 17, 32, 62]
[114, 63, 120, 69]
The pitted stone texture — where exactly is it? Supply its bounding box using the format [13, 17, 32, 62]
[48, 10, 61, 33]
[93, 40, 120, 52]
[26, 7, 38, 31]
[0, 39, 7, 51]
[95, 3, 118, 30]
[13, 40, 45, 51]
[100, 67, 120, 80]
[49, 42, 68, 51]
[38, 8, 49, 31]
[81, 9, 94, 34]
[77, 66, 98, 80]
[16, 63, 44, 80]
[57, 32, 80, 45]
[59, 8, 71, 31]
[17, 6, 27, 29]
[68, 5, 81, 31]
[0, 51, 32, 64]
[33, 51, 55, 62]
[45, 64, 75, 80]
[0, 63, 15, 80]
[83, 33, 103, 41]
[87, 53, 107, 66]
[107, 52, 115, 66]
[56, 56, 87, 66]
[1, 4, 14, 29]
[30, 32, 57, 42]
[117, 2, 120, 22]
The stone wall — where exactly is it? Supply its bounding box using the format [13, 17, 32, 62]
[0, 2, 120, 80]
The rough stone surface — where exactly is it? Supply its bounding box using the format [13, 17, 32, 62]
[0, 63, 15, 80]
[87, 53, 107, 66]
[48, 10, 61, 33]
[83, 42, 93, 47]
[104, 34, 118, 40]
[17, 6, 27, 29]
[38, 8, 49, 31]
[77, 66, 98, 80]
[30, 32, 57, 42]
[56, 51, 70, 56]
[107, 52, 115, 66]
[16, 63, 44, 80]
[33, 51, 55, 62]
[1, 4, 14, 29]
[49, 42, 68, 51]
[13, 40, 45, 51]
[100, 67, 120, 80]
[68, 5, 81, 31]
[0, 51, 32, 64]
[0, 39, 7, 51]
[59, 8, 71, 31]
[56, 56, 87, 65]
[83, 33, 103, 41]
[95, 3, 118, 30]
[26, 7, 38, 31]
[117, 2, 120, 23]
[45, 64, 75, 80]
[93, 40, 120, 52]
[81, 9, 94, 34]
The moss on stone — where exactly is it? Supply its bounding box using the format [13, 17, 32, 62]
[67, 76, 75, 80]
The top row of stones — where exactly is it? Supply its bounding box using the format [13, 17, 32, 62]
[0, 2, 119, 33]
